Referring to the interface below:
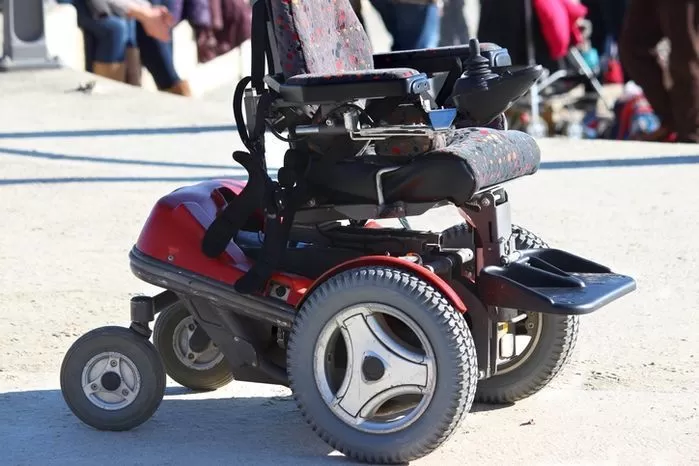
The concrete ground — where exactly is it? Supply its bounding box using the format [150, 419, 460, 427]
[1, 67, 698, 466]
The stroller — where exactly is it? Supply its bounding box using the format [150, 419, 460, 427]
[479, 0, 612, 136]
[59, 0, 636, 463]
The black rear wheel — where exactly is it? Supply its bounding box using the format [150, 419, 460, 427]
[153, 301, 233, 391]
[287, 266, 478, 464]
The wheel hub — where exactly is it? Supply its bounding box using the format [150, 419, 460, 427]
[172, 316, 224, 371]
[497, 311, 543, 374]
[100, 371, 122, 391]
[314, 304, 437, 434]
[362, 355, 385, 382]
[81, 351, 141, 411]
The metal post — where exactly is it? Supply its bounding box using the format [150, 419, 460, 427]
[523, 0, 546, 138]
[1, 0, 61, 71]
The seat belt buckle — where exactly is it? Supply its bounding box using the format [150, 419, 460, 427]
[263, 183, 285, 220]
[244, 88, 261, 135]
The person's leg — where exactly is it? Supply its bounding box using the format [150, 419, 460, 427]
[136, 0, 190, 95]
[124, 20, 142, 86]
[454, 0, 470, 44]
[660, 2, 699, 143]
[439, 0, 469, 46]
[423, 3, 441, 48]
[619, 0, 674, 135]
[136, 23, 188, 93]
[89, 17, 132, 81]
[369, 0, 399, 50]
[74, 0, 130, 81]
[370, 0, 440, 50]
[390, 3, 440, 50]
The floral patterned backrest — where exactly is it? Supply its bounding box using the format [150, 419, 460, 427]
[268, 0, 374, 79]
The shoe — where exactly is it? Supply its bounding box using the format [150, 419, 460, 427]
[92, 62, 126, 82]
[634, 126, 676, 142]
[125, 47, 142, 86]
[165, 80, 192, 97]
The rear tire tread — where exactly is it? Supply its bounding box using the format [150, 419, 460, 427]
[288, 266, 478, 464]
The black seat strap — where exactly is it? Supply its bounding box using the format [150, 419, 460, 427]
[201, 0, 298, 294]
[250, 0, 268, 93]
[201, 151, 270, 258]
[234, 198, 297, 294]
[201, 91, 274, 259]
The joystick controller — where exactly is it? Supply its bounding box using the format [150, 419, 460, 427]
[453, 38, 500, 93]
[449, 38, 543, 126]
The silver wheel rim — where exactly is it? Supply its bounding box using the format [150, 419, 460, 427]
[172, 316, 224, 371]
[81, 351, 141, 410]
[313, 303, 437, 435]
[496, 312, 543, 375]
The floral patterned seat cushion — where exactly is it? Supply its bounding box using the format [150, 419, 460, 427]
[420, 127, 540, 194]
[269, 0, 375, 79]
[306, 127, 541, 205]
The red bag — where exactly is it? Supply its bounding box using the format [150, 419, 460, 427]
[196, 0, 252, 63]
[533, 0, 588, 60]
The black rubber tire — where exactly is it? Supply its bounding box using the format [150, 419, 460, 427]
[153, 301, 233, 391]
[509, 224, 549, 250]
[287, 266, 478, 464]
[441, 223, 549, 251]
[440, 222, 473, 249]
[60, 326, 166, 431]
[476, 312, 579, 403]
[441, 223, 580, 403]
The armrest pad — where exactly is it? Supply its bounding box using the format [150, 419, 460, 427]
[286, 68, 420, 86]
[270, 69, 431, 104]
[373, 44, 512, 72]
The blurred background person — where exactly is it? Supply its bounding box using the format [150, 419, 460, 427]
[620, 0, 699, 143]
[369, 0, 441, 51]
[74, 0, 192, 95]
[439, 0, 469, 46]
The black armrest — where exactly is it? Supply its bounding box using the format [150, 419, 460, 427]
[373, 43, 512, 74]
[266, 68, 431, 104]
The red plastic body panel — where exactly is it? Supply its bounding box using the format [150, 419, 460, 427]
[298, 255, 468, 313]
[135, 180, 465, 312]
[135, 179, 312, 306]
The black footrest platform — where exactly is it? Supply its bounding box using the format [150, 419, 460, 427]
[478, 248, 636, 315]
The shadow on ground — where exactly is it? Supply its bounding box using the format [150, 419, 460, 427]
[0, 125, 237, 139]
[2, 388, 338, 465]
[1, 387, 509, 465]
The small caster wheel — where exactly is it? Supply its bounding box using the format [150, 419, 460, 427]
[287, 266, 478, 464]
[60, 326, 166, 431]
[153, 301, 233, 391]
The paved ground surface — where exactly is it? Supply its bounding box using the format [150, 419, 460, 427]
[1, 68, 698, 466]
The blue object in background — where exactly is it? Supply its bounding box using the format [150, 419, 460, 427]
[581, 47, 601, 73]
